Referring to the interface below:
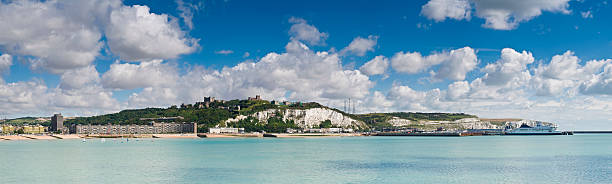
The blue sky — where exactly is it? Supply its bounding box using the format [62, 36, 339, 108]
[0, 0, 611, 130]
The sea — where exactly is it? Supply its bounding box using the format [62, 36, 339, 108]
[1, 134, 611, 184]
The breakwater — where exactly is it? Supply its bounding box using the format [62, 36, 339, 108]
[573, 131, 612, 134]
[373, 132, 462, 136]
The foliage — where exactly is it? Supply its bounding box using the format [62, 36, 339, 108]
[319, 120, 332, 128]
[66, 108, 234, 130]
[264, 117, 297, 133]
[226, 117, 264, 133]
[0, 117, 50, 126]
[226, 115, 297, 133]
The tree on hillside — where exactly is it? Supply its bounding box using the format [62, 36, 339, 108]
[319, 120, 332, 128]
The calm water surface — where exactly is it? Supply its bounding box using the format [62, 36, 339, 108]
[1, 135, 611, 184]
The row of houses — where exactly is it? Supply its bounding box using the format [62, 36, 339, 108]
[287, 128, 354, 134]
[1, 125, 45, 134]
[208, 127, 245, 134]
[71, 122, 197, 134]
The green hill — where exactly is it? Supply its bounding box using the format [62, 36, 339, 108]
[65, 99, 332, 132]
[0, 117, 50, 126]
[64, 97, 480, 133]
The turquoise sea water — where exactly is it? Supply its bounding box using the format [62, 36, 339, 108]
[1, 135, 611, 184]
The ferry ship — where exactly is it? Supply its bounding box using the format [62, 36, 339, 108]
[504, 122, 564, 135]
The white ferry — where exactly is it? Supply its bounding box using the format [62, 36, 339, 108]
[505, 122, 565, 135]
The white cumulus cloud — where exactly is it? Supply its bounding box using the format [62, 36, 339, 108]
[578, 61, 612, 95]
[482, 48, 534, 86]
[432, 47, 478, 81]
[0, 54, 12, 75]
[127, 40, 374, 108]
[391, 47, 477, 81]
[360, 56, 389, 76]
[106, 5, 198, 61]
[0, 1, 115, 73]
[341, 35, 378, 56]
[421, 0, 471, 22]
[288, 17, 328, 46]
[102, 60, 179, 90]
[421, 0, 572, 30]
[59, 65, 100, 90]
[0, 0, 198, 72]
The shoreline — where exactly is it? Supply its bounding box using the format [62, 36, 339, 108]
[0, 133, 199, 141]
[2, 131, 606, 141]
[199, 133, 364, 138]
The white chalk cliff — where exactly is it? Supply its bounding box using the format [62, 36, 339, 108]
[225, 108, 367, 129]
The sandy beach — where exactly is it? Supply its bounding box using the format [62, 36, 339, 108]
[0, 134, 205, 141]
[0, 133, 368, 140]
[271, 133, 363, 138]
[199, 133, 263, 138]
[20, 135, 58, 140]
[152, 134, 199, 138]
[0, 135, 35, 140]
[50, 134, 83, 139]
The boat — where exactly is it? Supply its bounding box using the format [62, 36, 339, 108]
[504, 122, 564, 135]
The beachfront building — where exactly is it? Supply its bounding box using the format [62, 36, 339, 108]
[71, 122, 197, 135]
[1, 125, 16, 134]
[208, 127, 245, 134]
[303, 128, 354, 133]
[22, 125, 45, 134]
[50, 114, 64, 132]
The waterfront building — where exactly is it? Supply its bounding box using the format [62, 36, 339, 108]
[22, 125, 45, 134]
[325, 128, 342, 133]
[303, 128, 353, 133]
[50, 114, 64, 132]
[1, 125, 16, 134]
[209, 127, 244, 134]
[71, 122, 197, 135]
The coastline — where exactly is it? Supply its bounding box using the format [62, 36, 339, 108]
[0, 133, 200, 141]
[3, 131, 604, 141]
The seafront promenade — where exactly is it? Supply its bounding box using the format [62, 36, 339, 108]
[0, 134, 199, 140]
[1, 133, 369, 140]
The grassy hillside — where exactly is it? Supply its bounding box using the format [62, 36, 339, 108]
[0, 117, 50, 126]
[62, 98, 480, 132]
[65, 100, 332, 132]
[66, 108, 234, 132]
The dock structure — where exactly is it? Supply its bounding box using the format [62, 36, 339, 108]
[373, 132, 463, 136]
[572, 131, 612, 134]
[373, 131, 574, 136]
